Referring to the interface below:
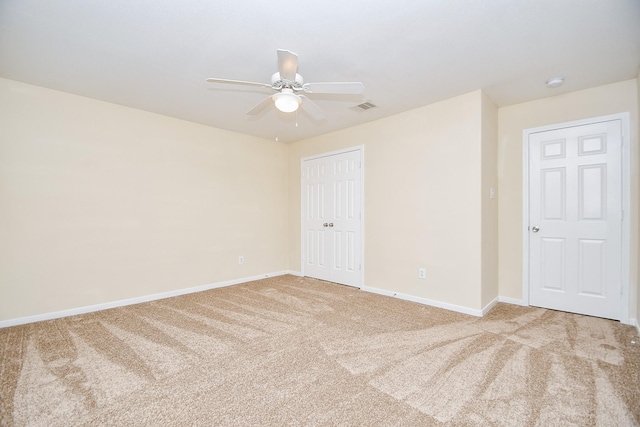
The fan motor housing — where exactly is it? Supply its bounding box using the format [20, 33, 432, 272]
[271, 72, 304, 90]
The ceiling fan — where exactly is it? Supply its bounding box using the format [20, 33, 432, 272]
[206, 49, 365, 120]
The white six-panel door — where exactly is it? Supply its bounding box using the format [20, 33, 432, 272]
[302, 149, 362, 287]
[528, 119, 622, 320]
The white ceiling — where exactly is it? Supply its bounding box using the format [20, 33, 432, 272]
[1, 0, 639, 143]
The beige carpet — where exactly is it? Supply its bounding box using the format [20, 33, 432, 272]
[1, 275, 639, 426]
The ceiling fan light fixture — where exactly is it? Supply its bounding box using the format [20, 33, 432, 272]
[207, 49, 362, 120]
[273, 88, 301, 113]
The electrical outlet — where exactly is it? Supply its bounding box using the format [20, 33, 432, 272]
[418, 268, 426, 279]
[238, 256, 244, 265]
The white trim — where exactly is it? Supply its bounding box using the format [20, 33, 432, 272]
[522, 113, 631, 323]
[300, 145, 364, 163]
[361, 286, 484, 317]
[286, 270, 304, 277]
[630, 319, 640, 337]
[619, 113, 632, 325]
[0, 271, 293, 328]
[498, 296, 527, 306]
[300, 145, 365, 288]
[522, 125, 531, 307]
[482, 297, 499, 315]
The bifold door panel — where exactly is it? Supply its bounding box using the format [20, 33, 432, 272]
[302, 150, 361, 287]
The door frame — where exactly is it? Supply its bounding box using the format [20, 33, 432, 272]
[522, 113, 631, 323]
[300, 145, 365, 288]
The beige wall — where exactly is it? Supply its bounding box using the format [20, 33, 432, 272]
[0, 78, 289, 321]
[497, 79, 639, 319]
[481, 93, 499, 308]
[289, 91, 487, 311]
[3, 75, 637, 323]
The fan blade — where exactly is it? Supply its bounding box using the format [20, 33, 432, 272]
[277, 49, 298, 81]
[246, 96, 273, 115]
[300, 96, 325, 120]
[206, 78, 272, 89]
[303, 82, 365, 94]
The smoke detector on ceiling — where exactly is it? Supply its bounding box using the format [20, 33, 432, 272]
[545, 77, 564, 88]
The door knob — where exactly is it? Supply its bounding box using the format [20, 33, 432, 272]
[328, 223, 334, 227]
[532, 226, 540, 233]
[323, 223, 329, 227]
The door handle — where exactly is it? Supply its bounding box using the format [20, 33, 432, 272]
[532, 226, 540, 233]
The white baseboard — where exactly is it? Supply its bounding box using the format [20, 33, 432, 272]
[0, 271, 293, 329]
[286, 270, 304, 277]
[9, 274, 634, 332]
[629, 318, 640, 337]
[498, 296, 527, 306]
[482, 297, 499, 315]
[361, 286, 484, 317]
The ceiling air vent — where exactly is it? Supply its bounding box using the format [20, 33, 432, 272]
[351, 100, 378, 112]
